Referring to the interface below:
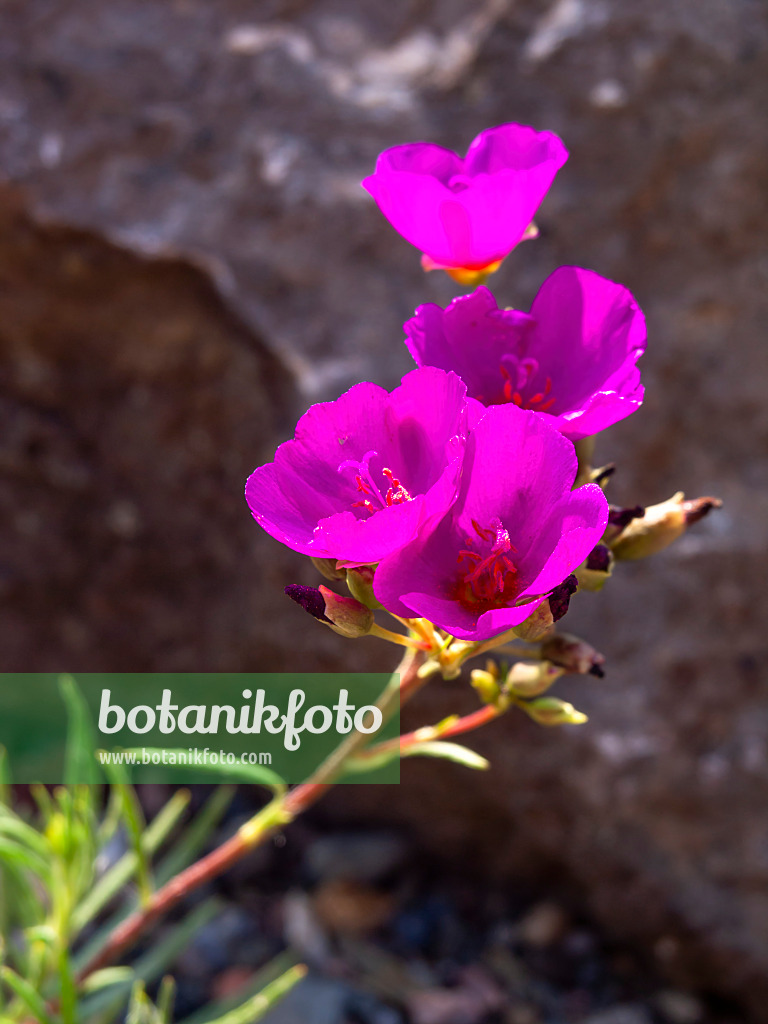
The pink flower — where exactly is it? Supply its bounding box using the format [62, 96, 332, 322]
[403, 267, 646, 442]
[374, 404, 608, 641]
[245, 368, 473, 567]
[362, 123, 568, 276]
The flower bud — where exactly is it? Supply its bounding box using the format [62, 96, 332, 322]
[610, 492, 722, 561]
[346, 565, 382, 609]
[591, 463, 616, 488]
[311, 557, 347, 581]
[575, 544, 614, 592]
[470, 664, 502, 706]
[285, 584, 374, 638]
[540, 632, 605, 677]
[505, 661, 565, 698]
[513, 576, 578, 642]
[522, 697, 588, 727]
[602, 504, 645, 544]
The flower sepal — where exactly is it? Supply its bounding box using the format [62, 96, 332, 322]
[346, 566, 382, 609]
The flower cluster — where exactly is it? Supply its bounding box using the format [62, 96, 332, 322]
[246, 122, 719, 686]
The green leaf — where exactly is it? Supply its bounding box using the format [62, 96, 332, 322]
[198, 963, 307, 1024]
[157, 975, 176, 1023]
[0, 836, 52, 881]
[401, 740, 490, 771]
[58, 946, 78, 1024]
[72, 788, 191, 935]
[60, 674, 101, 786]
[341, 748, 400, 776]
[156, 785, 234, 887]
[99, 761, 153, 905]
[0, 858, 47, 925]
[178, 952, 300, 1024]
[80, 966, 135, 994]
[0, 746, 11, 803]
[79, 898, 222, 1020]
[0, 811, 52, 861]
[0, 965, 55, 1024]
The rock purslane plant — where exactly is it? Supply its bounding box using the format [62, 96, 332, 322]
[248, 120, 719, 695]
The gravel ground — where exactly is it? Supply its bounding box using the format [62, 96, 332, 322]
[137, 795, 744, 1024]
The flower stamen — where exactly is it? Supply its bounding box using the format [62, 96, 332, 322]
[500, 365, 556, 412]
[339, 452, 412, 518]
[453, 518, 520, 609]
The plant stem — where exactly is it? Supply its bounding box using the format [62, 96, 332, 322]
[76, 648, 429, 985]
[357, 702, 502, 762]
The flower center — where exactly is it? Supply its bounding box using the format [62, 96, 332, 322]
[338, 450, 412, 518]
[452, 518, 520, 610]
[498, 357, 556, 412]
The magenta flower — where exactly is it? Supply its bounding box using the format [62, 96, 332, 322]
[362, 123, 568, 276]
[245, 368, 473, 567]
[403, 267, 646, 442]
[373, 404, 608, 641]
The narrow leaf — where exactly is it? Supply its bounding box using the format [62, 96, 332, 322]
[0, 965, 55, 1024]
[401, 740, 490, 771]
[201, 964, 307, 1024]
[100, 761, 153, 904]
[0, 746, 11, 803]
[156, 785, 234, 887]
[79, 899, 221, 1020]
[80, 966, 135, 994]
[72, 788, 190, 934]
[60, 674, 100, 785]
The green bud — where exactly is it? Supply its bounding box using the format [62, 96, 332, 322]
[610, 492, 722, 561]
[470, 665, 502, 705]
[506, 661, 564, 698]
[311, 557, 347, 581]
[522, 696, 588, 727]
[346, 565, 382, 609]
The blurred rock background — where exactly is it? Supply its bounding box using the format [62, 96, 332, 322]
[0, 0, 766, 1018]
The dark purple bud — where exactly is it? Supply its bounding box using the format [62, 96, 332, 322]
[548, 575, 578, 623]
[592, 464, 616, 487]
[608, 504, 645, 530]
[285, 584, 330, 623]
[586, 544, 612, 573]
[541, 632, 606, 677]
